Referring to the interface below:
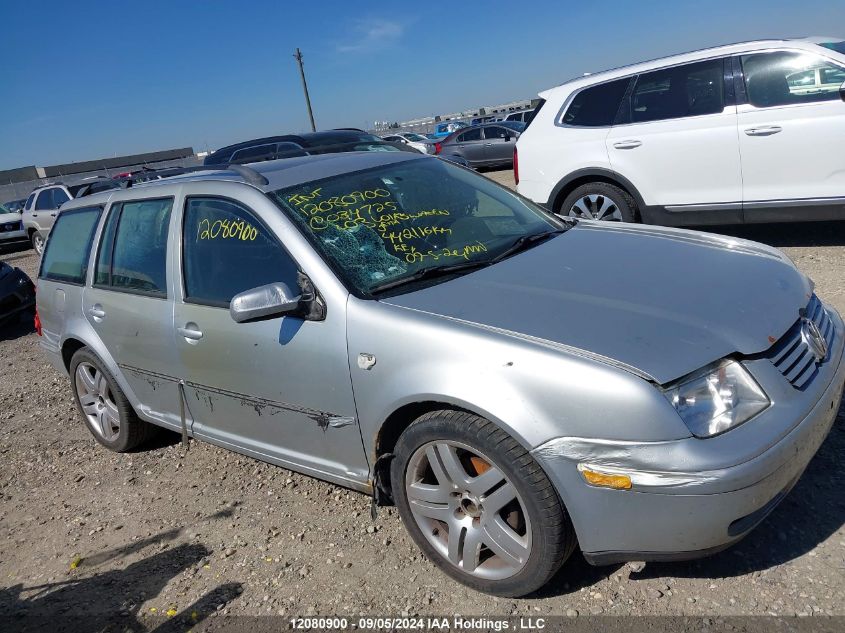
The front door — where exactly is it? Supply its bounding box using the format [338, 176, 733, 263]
[174, 195, 368, 488]
[606, 57, 742, 217]
[83, 196, 183, 429]
[736, 50, 845, 214]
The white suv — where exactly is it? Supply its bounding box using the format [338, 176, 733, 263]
[515, 37, 845, 225]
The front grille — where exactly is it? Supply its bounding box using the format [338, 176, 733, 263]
[0, 221, 22, 233]
[766, 294, 834, 390]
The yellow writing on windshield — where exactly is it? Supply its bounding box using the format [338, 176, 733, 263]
[288, 185, 486, 265]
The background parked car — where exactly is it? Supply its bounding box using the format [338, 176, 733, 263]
[429, 121, 469, 138]
[0, 203, 28, 249]
[516, 37, 845, 225]
[204, 130, 416, 165]
[504, 109, 533, 123]
[435, 123, 520, 169]
[4, 199, 26, 214]
[381, 133, 435, 154]
[0, 260, 34, 326]
[21, 184, 73, 254]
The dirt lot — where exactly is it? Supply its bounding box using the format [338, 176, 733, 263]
[1, 172, 844, 629]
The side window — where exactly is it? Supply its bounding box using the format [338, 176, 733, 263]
[458, 128, 482, 142]
[484, 126, 510, 140]
[35, 189, 54, 210]
[630, 58, 724, 123]
[562, 78, 630, 126]
[182, 198, 299, 306]
[24, 193, 35, 211]
[742, 51, 845, 107]
[95, 198, 172, 295]
[53, 188, 70, 207]
[39, 206, 102, 284]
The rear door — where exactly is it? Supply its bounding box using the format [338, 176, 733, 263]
[83, 195, 183, 430]
[451, 128, 486, 165]
[735, 50, 845, 216]
[482, 125, 517, 164]
[606, 57, 742, 217]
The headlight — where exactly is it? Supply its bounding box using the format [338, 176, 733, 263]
[664, 360, 769, 438]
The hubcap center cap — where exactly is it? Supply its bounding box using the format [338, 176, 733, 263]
[460, 495, 482, 518]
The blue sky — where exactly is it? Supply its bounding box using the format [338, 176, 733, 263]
[2, 0, 843, 169]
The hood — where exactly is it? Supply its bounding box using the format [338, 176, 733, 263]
[0, 212, 21, 222]
[382, 222, 811, 384]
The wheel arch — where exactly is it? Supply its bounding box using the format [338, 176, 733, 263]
[548, 168, 646, 218]
[61, 336, 87, 371]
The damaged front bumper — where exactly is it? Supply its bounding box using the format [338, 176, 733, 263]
[531, 308, 845, 565]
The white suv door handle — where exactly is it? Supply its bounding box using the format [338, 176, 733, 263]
[744, 126, 782, 136]
[613, 140, 642, 149]
[177, 324, 203, 341]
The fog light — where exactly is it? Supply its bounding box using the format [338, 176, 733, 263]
[578, 464, 632, 490]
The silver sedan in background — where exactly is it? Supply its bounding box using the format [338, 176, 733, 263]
[434, 123, 521, 169]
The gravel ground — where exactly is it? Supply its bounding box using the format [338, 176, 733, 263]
[1, 174, 844, 629]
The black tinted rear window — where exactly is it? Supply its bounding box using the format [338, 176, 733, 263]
[562, 78, 630, 126]
[39, 206, 102, 284]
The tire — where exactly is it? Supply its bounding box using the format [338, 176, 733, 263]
[69, 347, 158, 452]
[391, 410, 576, 596]
[31, 231, 45, 255]
[560, 182, 637, 222]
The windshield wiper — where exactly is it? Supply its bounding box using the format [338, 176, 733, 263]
[369, 260, 491, 295]
[490, 228, 567, 264]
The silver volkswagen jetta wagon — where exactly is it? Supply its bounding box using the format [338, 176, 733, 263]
[36, 152, 844, 596]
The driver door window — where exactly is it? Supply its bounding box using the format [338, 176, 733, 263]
[182, 198, 299, 306]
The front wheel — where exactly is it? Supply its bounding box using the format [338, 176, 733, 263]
[560, 182, 637, 222]
[391, 410, 576, 596]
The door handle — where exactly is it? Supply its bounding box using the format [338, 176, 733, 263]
[88, 305, 106, 320]
[613, 140, 642, 149]
[484, 143, 494, 146]
[177, 324, 203, 341]
[50, 213, 57, 217]
[744, 126, 782, 136]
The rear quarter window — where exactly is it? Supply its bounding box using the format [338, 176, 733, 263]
[561, 78, 630, 126]
[38, 206, 102, 285]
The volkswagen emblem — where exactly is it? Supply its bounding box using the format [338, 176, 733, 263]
[800, 317, 827, 362]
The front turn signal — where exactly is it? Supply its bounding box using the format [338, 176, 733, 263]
[578, 465, 632, 490]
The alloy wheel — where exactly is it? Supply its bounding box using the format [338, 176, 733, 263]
[405, 440, 531, 580]
[75, 362, 120, 441]
[568, 193, 623, 221]
[32, 233, 44, 255]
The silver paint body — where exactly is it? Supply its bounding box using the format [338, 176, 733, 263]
[37, 153, 845, 562]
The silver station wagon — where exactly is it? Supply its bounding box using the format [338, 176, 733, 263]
[36, 153, 844, 596]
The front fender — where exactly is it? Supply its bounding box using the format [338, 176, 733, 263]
[347, 298, 690, 460]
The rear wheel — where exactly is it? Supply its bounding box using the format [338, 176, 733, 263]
[31, 231, 45, 255]
[560, 182, 637, 222]
[69, 348, 158, 452]
[391, 410, 576, 596]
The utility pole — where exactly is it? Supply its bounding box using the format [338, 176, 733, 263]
[293, 48, 317, 132]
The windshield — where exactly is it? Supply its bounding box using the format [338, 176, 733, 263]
[820, 40, 845, 55]
[404, 133, 428, 142]
[269, 157, 563, 296]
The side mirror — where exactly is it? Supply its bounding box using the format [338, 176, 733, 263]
[504, 133, 512, 142]
[230, 282, 302, 323]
